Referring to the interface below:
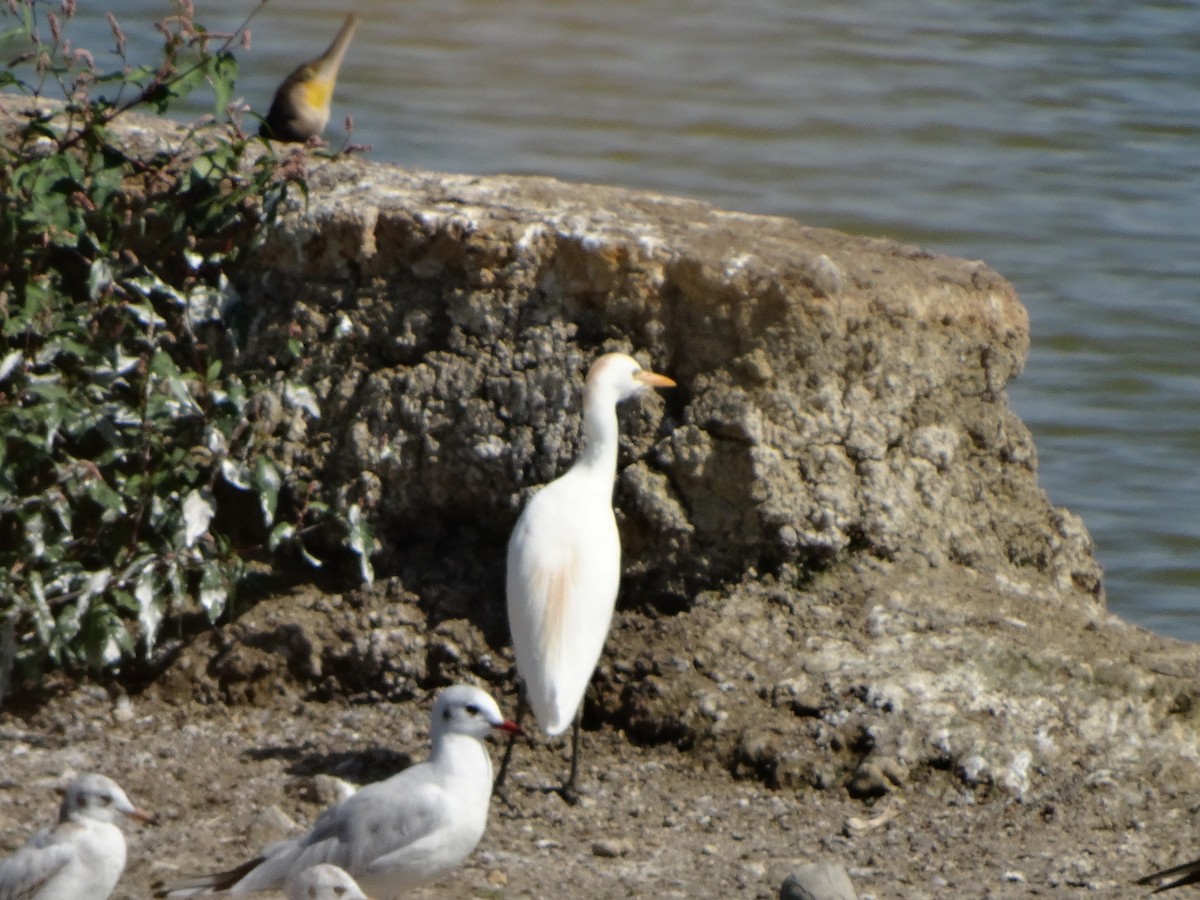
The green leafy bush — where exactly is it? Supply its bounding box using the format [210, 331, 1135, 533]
[0, 1, 373, 692]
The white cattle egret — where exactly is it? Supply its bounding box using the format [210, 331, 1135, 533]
[0, 773, 155, 900]
[500, 351, 674, 799]
[155, 685, 520, 898]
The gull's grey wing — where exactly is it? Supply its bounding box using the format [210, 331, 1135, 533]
[234, 765, 448, 891]
[0, 828, 77, 900]
[347, 777, 450, 876]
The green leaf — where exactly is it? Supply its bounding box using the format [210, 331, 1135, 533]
[44, 488, 73, 536]
[209, 51, 238, 116]
[0, 350, 23, 384]
[80, 605, 131, 669]
[346, 504, 374, 585]
[89, 161, 126, 212]
[298, 541, 323, 569]
[26, 572, 53, 647]
[134, 565, 164, 651]
[267, 521, 294, 552]
[24, 512, 47, 559]
[220, 458, 250, 491]
[87, 256, 115, 300]
[181, 488, 215, 548]
[84, 477, 126, 519]
[149, 350, 201, 416]
[23, 380, 70, 403]
[198, 563, 227, 623]
[148, 63, 207, 114]
[165, 559, 185, 613]
[110, 588, 139, 615]
[0, 4, 33, 43]
[82, 569, 113, 604]
[253, 457, 281, 525]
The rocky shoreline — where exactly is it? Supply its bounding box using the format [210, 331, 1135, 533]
[3, 98, 1200, 897]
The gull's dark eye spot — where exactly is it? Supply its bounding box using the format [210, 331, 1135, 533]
[333, 888, 346, 897]
[97, 794, 111, 806]
[443, 708, 452, 722]
[464, 703, 480, 716]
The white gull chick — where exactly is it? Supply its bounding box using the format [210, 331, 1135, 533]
[287, 864, 371, 900]
[156, 684, 519, 898]
[499, 351, 674, 799]
[0, 772, 155, 900]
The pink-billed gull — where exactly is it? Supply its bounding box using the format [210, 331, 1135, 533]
[156, 685, 519, 897]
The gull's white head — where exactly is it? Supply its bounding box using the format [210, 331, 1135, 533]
[59, 773, 156, 827]
[584, 352, 676, 404]
[287, 864, 371, 900]
[430, 684, 522, 742]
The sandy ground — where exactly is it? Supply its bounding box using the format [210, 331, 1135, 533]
[0, 657, 1191, 900]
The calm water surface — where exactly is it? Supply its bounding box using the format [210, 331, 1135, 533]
[28, 0, 1200, 639]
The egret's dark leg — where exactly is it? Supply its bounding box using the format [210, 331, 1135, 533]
[558, 709, 582, 805]
[493, 691, 527, 794]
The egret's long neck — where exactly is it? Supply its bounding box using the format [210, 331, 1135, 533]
[573, 388, 619, 482]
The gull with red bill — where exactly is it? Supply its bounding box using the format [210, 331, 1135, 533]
[156, 684, 520, 898]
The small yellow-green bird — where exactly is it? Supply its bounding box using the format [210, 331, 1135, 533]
[260, 14, 360, 143]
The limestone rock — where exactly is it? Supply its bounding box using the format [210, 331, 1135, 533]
[219, 150, 1103, 615]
